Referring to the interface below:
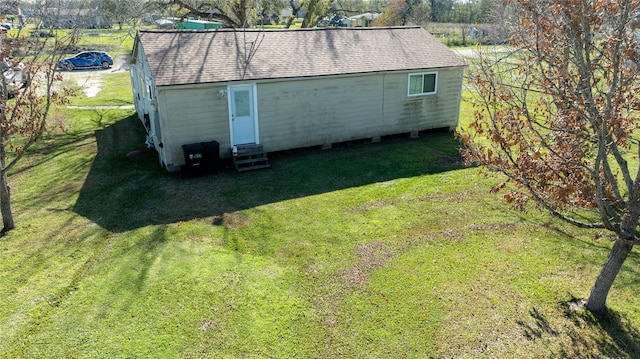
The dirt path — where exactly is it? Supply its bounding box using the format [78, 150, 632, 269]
[58, 56, 128, 99]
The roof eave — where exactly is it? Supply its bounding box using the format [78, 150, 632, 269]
[155, 65, 467, 88]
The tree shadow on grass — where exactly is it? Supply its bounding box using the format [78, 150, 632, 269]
[517, 302, 640, 358]
[564, 305, 640, 358]
[73, 115, 465, 233]
[594, 307, 640, 358]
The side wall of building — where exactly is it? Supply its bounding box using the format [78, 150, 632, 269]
[131, 43, 165, 167]
[257, 67, 463, 153]
[153, 67, 463, 171]
[156, 85, 230, 171]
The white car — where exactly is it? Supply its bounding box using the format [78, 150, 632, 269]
[2, 61, 26, 98]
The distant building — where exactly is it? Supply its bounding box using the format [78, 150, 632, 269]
[348, 13, 380, 27]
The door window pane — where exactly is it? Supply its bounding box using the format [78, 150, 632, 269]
[234, 90, 250, 117]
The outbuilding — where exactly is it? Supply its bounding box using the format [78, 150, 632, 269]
[130, 26, 466, 172]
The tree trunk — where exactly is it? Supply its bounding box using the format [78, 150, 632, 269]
[301, 0, 319, 28]
[461, 25, 468, 46]
[586, 238, 633, 314]
[0, 169, 14, 233]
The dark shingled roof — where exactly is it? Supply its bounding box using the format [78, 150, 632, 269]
[135, 26, 466, 87]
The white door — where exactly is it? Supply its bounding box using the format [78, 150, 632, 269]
[230, 85, 257, 145]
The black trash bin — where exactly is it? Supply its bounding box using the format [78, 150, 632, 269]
[182, 143, 206, 176]
[201, 141, 220, 174]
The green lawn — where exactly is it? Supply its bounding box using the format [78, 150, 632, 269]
[0, 46, 639, 357]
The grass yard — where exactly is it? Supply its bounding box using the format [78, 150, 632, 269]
[0, 43, 639, 357]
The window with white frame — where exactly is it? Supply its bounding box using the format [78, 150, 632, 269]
[408, 72, 438, 96]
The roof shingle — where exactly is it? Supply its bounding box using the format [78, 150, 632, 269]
[136, 26, 466, 87]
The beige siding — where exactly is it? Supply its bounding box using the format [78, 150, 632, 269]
[130, 44, 154, 133]
[152, 67, 463, 170]
[256, 68, 463, 153]
[130, 45, 147, 124]
[382, 68, 463, 132]
[158, 86, 230, 168]
[257, 75, 385, 152]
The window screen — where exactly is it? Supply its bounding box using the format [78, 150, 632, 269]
[408, 72, 438, 96]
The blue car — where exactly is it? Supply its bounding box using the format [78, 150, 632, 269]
[58, 51, 113, 70]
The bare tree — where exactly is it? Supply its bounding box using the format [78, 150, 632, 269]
[0, 0, 21, 15]
[0, 25, 76, 233]
[98, 0, 146, 30]
[480, 0, 515, 44]
[461, 0, 640, 314]
[333, 0, 370, 15]
[150, 0, 331, 28]
[147, 0, 255, 27]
